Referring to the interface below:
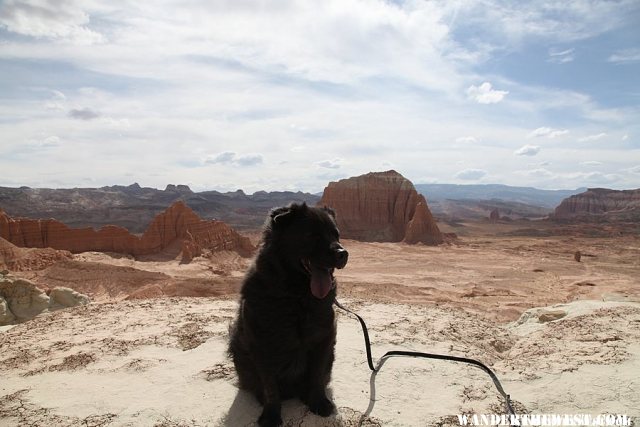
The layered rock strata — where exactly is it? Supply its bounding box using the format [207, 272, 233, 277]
[318, 170, 443, 244]
[0, 202, 255, 261]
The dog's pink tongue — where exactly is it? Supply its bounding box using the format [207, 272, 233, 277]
[310, 266, 333, 299]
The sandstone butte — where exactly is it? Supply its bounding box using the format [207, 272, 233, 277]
[0, 201, 255, 262]
[554, 188, 640, 220]
[318, 170, 443, 245]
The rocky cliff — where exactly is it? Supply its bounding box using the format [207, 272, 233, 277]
[318, 170, 443, 244]
[553, 188, 640, 221]
[0, 202, 255, 261]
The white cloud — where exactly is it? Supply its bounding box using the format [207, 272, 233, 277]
[0, 0, 637, 192]
[608, 48, 640, 63]
[527, 127, 569, 138]
[622, 134, 629, 141]
[42, 135, 60, 147]
[0, 0, 104, 44]
[466, 82, 508, 104]
[455, 169, 487, 180]
[579, 133, 607, 142]
[205, 152, 236, 165]
[566, 171, 621, 184]
[68, 107, 100, 120]
[51, 90, 66, 100]
[38, 0, 458, 92]
[452, 1, 637, 45]
[515, 145, 541, 156]
[548, 47, 575, 63]
[455, 136, 480, 144]
[235, 153, 263, 166]
[521, 168, 554, 178]
[581, 161, 603, 166]
[628, 166, 640, 174]
[317, 158, 343, 169]
[31, 135, 61, 148]
[205, 151, 263, 167]
[44, 101, 65, 111]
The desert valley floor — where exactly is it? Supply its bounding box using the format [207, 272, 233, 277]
[1, 227, 639, 426]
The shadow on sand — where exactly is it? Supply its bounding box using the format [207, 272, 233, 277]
[219, 388, 344, 426]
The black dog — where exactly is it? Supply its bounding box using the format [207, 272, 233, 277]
[228, 202, 348, 427]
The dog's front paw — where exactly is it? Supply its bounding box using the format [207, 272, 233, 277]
[258, 404, 282, 427]
[308, 396, 336, 417]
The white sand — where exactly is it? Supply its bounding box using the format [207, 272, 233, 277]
[1, 297, 639, 426]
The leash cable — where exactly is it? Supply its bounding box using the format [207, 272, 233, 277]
[334, 299, 516, 417]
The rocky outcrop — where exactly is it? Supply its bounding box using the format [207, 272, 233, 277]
[0, 202, 255, 261]
[553, 188, 640, 221]
[0, 276, 50, 322]
[0, 295, 15, 324]
[489, 208, 500, 223]
[537, 310, 567, 323]
[0, 237, 72, 271]
[0, 274, 90, 325]
[48, 287, 91, 311]
[318, 170, 443, 244]
[403, 202, 443, 245]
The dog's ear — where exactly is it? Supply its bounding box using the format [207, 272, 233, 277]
[323, 206, 336, 219]
[270, 203, 309, 226]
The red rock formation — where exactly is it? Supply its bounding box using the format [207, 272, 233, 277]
[403, 200, 443, 244]
[318, 170, 443, 244]
[553, 188, 640, 221]
[0, 202, 255, 260]
[0, 237, 72, 271]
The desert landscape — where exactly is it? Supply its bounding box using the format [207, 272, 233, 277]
[1, 171, 639, 426]
[2, 2, 639, 425]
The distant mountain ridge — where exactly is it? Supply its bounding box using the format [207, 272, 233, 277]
[0, 183, 320, 232]
[415, 184, 586, 209]
[2, 182, 628, 231]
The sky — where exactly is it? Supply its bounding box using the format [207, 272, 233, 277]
[0, 0, 639, 193]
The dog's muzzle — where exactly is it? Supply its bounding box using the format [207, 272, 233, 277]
[334, 247, 348, 269]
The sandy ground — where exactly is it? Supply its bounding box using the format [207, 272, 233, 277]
[338, 235, 640, 321]
[1, 297, 639, 426]
[20, 234, 638, 322]
[2, 231, 639, 425]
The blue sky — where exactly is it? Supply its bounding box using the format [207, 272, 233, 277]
[0, 0, 639, 192]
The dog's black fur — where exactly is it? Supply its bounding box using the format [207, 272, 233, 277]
[228, 202, 348, 427]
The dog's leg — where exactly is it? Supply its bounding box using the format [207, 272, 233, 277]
[302, 338, 336, 417]
[256, 370, 282, 427]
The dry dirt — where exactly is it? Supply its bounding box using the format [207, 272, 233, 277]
[1, 226, 639, 426]
[339, 234, 640, 321]
[18, 232, 639, 323]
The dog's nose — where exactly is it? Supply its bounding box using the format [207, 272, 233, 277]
[335, 248, 348, 268]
